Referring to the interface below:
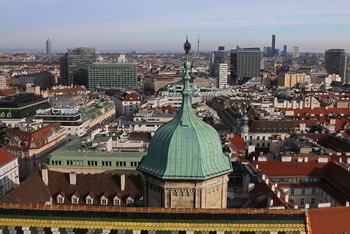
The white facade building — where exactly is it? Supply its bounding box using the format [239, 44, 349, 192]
[0, 149, 19, 198]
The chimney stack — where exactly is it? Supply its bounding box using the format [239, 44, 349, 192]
[42, 168, 48, 186]
[69, 172, 76, 185]
[285, 194, 289, 202]
[121, 174, 126, 191]
[346, 201, 349, 208]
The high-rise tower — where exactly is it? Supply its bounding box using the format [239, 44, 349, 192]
[271, 34, 276, 57]
[230, 47, 262, 85]
[46, 38, 52, 55]
[325, 49, 348, 82]
[283, 45, 287, 57]
[60, 47, 96, 86]
[137, 38, 232, 208]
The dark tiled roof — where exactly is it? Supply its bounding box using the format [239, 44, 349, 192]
[0, 170, 142, 207]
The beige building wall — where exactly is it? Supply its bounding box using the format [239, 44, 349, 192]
[3, 128, 67, 180]
[142, 174, 229, 209]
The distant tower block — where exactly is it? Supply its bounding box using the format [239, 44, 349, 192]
[197, 34, 200, 59]
[46, 38, 52, 54]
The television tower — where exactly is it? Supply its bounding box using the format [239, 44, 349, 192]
[197, 34, 200, 59]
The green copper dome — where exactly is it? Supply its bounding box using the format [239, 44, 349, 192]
[137, 39, 232, 180]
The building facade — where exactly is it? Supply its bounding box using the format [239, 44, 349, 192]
[230, 48, 262, 85]
[60, 47, 96, 86]
[46, 38, 51, 55]
[0, 93, 51, 127]
[2, 122, 66, 180]
[0, 148, 19, 198]
[325, 49, 348, 82]
[87, 63, 137, 91]
[293, 46, 300, 58]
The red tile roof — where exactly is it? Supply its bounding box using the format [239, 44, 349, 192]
[308, 207, 350, 234]
[3, 122, 62, 150]
[254, 160, 328, 177]
[0, 148, 16, 166]
[49, 86, 86, 94]
[228, 135, 245, 151]
[122, 93, 140, 102]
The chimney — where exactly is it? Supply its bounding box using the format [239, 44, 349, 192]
[262, 174, 266, 180]
[42, 168, 48, 186]
[339, 158, 342, 163]
[304, 157, 308, 162]
[276, 190, 281, 198]
[268, 196, 273, 207]
[69, 172, 76, 185]
[121, 174, 126, 191]
[346, 201, 349, 208]
[256, 164, 259, 169]
[285, 194, 289, 202]
[305, 204, 310, 209]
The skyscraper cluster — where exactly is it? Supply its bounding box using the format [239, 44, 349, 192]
[263, 34, 287, 57]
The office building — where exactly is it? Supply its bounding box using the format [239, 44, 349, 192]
[209, 46, 228, 88]
[293, 46, 300, 58]
[212, 63, 228, 88]
[46, 38, 51, 55]
[60, 47, 96, 86]
[230, 48, 262, 85]
[210, 46, 225, 63]
[87, 63, 137, 91]
[271, 34, 276, 57]
[325, 49, 348, 82]
[283, 45, 287, 57]
[0, 93, 50, 127]
[263, 46, 272, 57]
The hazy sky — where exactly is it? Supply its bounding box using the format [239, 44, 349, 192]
[1, 0, 350, 52]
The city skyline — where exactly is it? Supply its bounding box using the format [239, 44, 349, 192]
[1, 0, 350, 52]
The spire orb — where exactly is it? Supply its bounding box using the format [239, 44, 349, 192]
[184, 61, 191, 69]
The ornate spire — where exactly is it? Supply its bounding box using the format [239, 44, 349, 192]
[182, 37, 192, 97]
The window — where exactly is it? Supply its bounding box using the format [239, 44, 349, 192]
[114, 199, 120, 205]
[301, 188, 305, 195]
[72, 198, 78, 204]
[312, 188, 316, 195]
[311, 198, 315, 205]
[86, 198, 92, 205]
[301, 199, 305, 205]
[57, 197, 63, 203]
[101, 199, 107, 205]
[127, 198, 133, 205]
[291, 188, 294, 195]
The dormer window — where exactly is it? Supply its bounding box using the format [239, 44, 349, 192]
[114, 199, 120, 205]
[126, 196, 134, 205]
[101, 198, 108, 205]
[72, 197, 78, 204]
[57, 192, 65, 204]
[57, 196, 64, 204]
[86, 198, 93, 205]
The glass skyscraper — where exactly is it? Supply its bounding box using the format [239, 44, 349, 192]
[60, 47, 96, 86]
[325, 49, 348, 82]
[46, 38, 51, 55]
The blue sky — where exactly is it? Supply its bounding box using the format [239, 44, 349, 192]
[1, 0, 350, 52]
